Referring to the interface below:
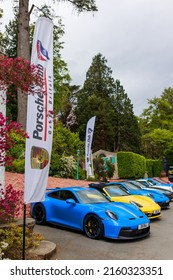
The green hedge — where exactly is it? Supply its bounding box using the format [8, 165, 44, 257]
[117, 152, 146, 179]
[152, 159, 162, 177]
[117, 152, 163, 179]
[145, 159, 153, 177]
[145, 159, 162, 177]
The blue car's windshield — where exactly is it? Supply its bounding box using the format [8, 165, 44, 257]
[105, 185, 128, 197]
[123, 182, 141, 190]
[76, 189, 109, 204]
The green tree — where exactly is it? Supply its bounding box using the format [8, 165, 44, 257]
[75, 53, 140, 153]
[50, 121, 84, 176]
[0, 17, 18, 58]
[139, 87, 173, 134]
[139, 87, 173, 158]
[141, 128, 173, 159]
[75, 53, 117, 151]
[113, 79, 141, 153]
[0, 8, 4, 44]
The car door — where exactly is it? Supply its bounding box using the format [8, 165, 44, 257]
[48, 189, 83, 229]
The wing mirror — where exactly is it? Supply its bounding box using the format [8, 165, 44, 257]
[66, 198, 76, 205]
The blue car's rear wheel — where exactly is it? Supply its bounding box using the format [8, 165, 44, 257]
[33, 203, 46, 225]
[84, 214, 104, 239]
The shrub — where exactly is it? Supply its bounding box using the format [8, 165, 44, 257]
[0, 224, 44, 260]
[93, 156, 115, 181]
[6, 158, 25, 173]
[0, 184, 23, 224]
[117, 151, 146, 179]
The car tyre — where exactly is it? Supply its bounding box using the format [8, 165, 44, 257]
[33, 203, 46, 225]
[83, 214, 104, 239]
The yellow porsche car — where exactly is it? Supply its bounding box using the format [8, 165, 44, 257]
[89, 183, 161, 219]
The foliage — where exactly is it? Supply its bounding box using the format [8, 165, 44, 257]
[1, 9, 71, 123]
[117, 152, 146, 179]
[74, 53, 141, 153]
[139, 87, 173, 160]
[52, 121, 84, 156]
[141, 128, 173, 159]
[75, 53, 117, 148]
[106, 160, 115, 179]
[152, 159, 162, 177]
[0, 16, 18, 58]
[0, 55, 42, 94]
[49, 122, 84, 177]
[145, 159, 154, 178]
[6, 159, 25, 173]
[113, 80, 141, 153]
[0, 223, 44, 260]
[0, 184, 23, 224]
[93, 156, 115, 181]
[64, 0, 98, 12]
[145, 159, 162, 178]
[57, 154, 76, 178]
[0, 113, 27, 167]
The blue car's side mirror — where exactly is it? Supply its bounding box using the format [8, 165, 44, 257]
[66, 198, 76, 205]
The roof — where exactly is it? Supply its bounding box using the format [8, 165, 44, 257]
[89, 183, 106, 189]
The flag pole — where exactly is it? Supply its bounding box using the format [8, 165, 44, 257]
[22, 203, 26, 260]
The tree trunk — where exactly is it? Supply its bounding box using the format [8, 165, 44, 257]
[17, 0, 30, 130]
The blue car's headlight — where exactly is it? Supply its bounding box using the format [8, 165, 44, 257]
[130, 201, 142, 208]
[106, 210, 118, 220]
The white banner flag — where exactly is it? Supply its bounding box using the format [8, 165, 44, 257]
[85, 116, 96, 175]
[24, 17, 54, 204]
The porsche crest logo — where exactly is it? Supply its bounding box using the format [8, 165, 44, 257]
[31, 146, 49, 169]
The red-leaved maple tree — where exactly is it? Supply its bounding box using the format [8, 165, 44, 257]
[0, 55, 42, 223]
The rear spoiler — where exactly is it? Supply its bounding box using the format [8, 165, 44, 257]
[46, 187, 60, 191]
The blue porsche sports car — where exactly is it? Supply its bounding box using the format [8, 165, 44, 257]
[107, 181, 170, 209]
[31, 186, 150, 240]
[129, 180, 173, 201]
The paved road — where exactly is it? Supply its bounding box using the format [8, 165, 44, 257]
[34, 205, 173, 260]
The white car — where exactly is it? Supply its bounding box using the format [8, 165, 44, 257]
[137, 178, 173, 193]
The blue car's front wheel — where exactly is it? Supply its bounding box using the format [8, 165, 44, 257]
[33, 203, 46, 225]
[84, 214, 104, 239]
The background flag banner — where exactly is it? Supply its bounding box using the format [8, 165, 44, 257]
[85, 116, 96, 175]
[24, 17, 54, 204]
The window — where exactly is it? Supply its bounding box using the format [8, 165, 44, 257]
[59, 190, 78, 202]
[48, 190, 78, 202]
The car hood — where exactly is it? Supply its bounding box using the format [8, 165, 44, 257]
[109, 194, 160, 208]
[128, 189, 165, 199]
[91, 202, 145, 219]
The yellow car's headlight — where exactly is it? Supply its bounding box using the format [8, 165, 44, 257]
[130, 200, 142, 208]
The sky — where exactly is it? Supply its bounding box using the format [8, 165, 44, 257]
[1, 0, 173, 116]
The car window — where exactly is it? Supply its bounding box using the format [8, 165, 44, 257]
[130, 181, 144, 188]
[59, 190, 78, 202]
[147, 179, 156, 185]
[48, 191, 60, 199]
[124, 182, 140, 190]
[48, 190, 78, 202]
